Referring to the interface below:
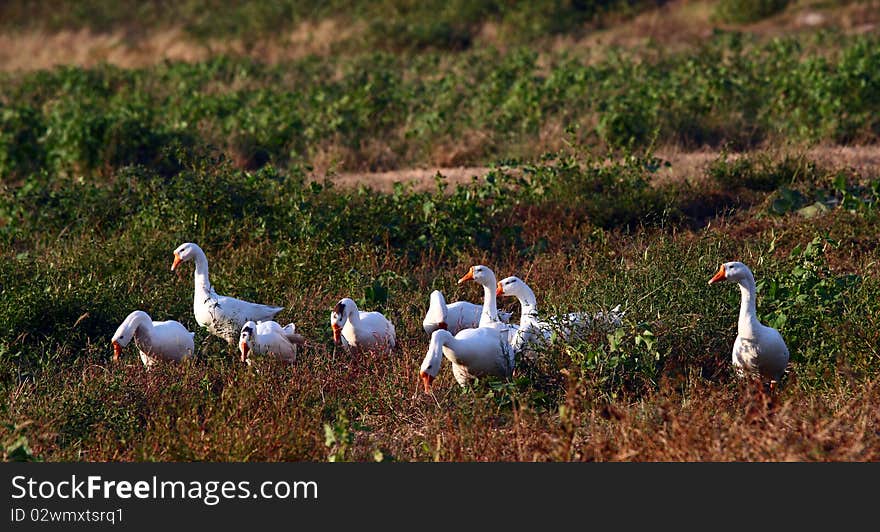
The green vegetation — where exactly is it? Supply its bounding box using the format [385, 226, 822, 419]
[2, 31, 878, 176]
[2, 142, 878, 460]
[714, 0, 790, 24]
[0, 0, 656, 50]
[1, 1, 879, 461]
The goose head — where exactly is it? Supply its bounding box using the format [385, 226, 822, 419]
[111, 310, 148, 361]
[171, 242, 202, 272]
[239, 321, 257, 363]
[330, 298, 356, 345]
[110, 326, 131, 361]
[496, 275, 527, 298]
[708, 261, 754, 285]
[458, 265, 497, 290]
[419, 329, 452, 393]
[423, 290, 449, 334]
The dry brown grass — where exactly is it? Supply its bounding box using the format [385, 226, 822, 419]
[2, 1, 878, 72]
[573, 378, 880, 461]
[10, 351, 877, 461]
[430, 130, 497, 168]
[5, 202, 879, 462]
[565, 0, 880, 62]
[0, 17, 360, 72]
[0, 28, 207, 71]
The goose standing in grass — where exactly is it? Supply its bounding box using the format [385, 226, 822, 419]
[330, 298, 396, 354]
[171, 242, 283, 344]
[111, 310, 195, 368]
[422, 289, 512, 335]
[419, 326, 514, 393]
[709, 261, 790, 387]
[238, 320, 304, 365]
[496, 275, 624, 355]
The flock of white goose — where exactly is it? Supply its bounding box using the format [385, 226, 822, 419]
[111, 242, 791, 392]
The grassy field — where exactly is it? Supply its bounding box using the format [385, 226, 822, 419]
[2, 0, 879, 461]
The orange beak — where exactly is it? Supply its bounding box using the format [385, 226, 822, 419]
[708, 264, 727, 285]
[458, 267, 475, 284]
[171, 252, 182, 272]
[420, 371, 435, 394]
[239, 341, 249, 363]
[332, 324, 342, 345]
[112, 341, 122, 361]
[496, 281, 504, 297]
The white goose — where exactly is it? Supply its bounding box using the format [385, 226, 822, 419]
[419, 327, 514, 392]
[111, 310, 195, 368]
[238, 320, 304, 365]
[496, 276, 624, 355]
[330, 298, 396, 354]
[171, 242, 283, 344]
[709, 261, 790, 386]
[456, 265, 508, 328]
[422, 289, 512, 335]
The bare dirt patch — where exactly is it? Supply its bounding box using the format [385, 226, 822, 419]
[322, 166, 492, 192]
[323, 145, 880, 192]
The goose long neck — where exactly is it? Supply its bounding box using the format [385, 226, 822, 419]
[192, 250, 212, 293]
[346, 306, 362, 326]
[129, 312, 153, 342]
[481, 281, 499, 324]
[516, 285, 539, 322]
[737, 275, 760, 338]
[424, 333, 447, 374]
[441, 334, 464, 364]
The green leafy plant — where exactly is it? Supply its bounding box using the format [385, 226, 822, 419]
[323, 411, 355, 463]
[3, 422, 40, 462]
[758, 236, 861, 375]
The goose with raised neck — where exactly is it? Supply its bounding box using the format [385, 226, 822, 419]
[496, 275, 624, 355]
[422, 289, 512, 336]
[709, 261, 790, 385]
[171, 242, 283, 344]
[456, 265, 504, 327]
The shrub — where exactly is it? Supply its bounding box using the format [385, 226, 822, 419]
[714, 0, 789, 24]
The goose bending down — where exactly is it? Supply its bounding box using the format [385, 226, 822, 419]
[238, 320, 305, 365]
[419, 327, 514, 393]
[496, 276, 624, 355]
[330, 298, 396, 354]
[111, 310, 195, 368]
[171, 242, 283, 344]
[709, 261, 790, 386]
[422, 289, 512, 336]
